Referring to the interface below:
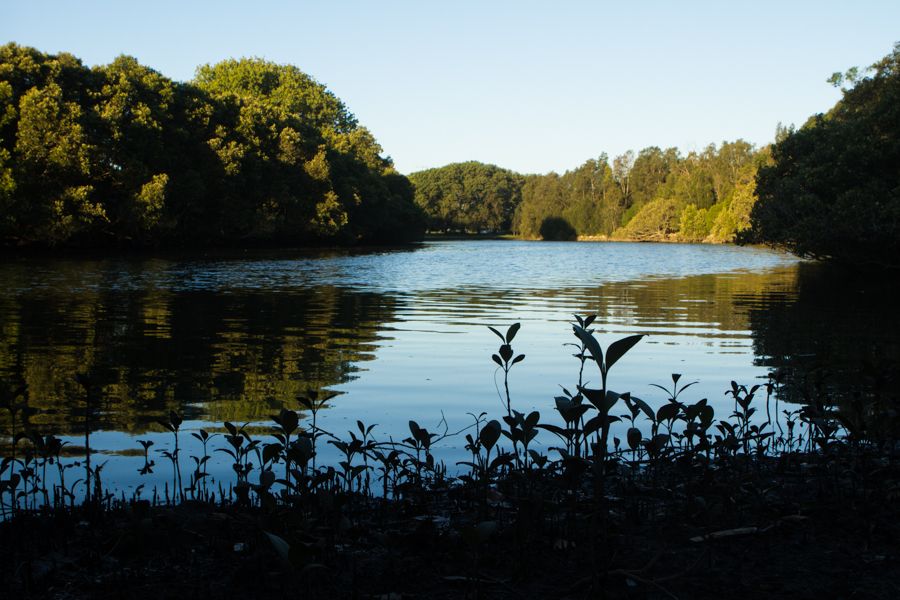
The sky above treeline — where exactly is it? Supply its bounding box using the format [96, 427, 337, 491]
[2, 1, 899, 175]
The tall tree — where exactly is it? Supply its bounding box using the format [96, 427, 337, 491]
[751, 43, 900, 266]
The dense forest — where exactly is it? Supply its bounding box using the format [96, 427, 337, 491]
[3, 42, 898, 261]
[410, 143, 768, 243]
[751, 43, 900, 267]
[410, 43, 900, 264]
[518, 142, 768, 242]
[0, 44, 425, 248]
[407, 161, 523, 232]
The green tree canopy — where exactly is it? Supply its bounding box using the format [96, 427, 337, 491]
[751, 43, 900, 266]
[0, 45, 424, 248]
[513, 142, 766, 242]
[408, 161, 524, 232]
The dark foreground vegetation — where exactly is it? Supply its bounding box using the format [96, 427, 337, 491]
[3, 317, 900, 598]
[0, 44, 425, 249]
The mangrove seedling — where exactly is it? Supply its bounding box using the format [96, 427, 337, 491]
[488, 323, 525, 419]
[157, 411, 185, 502]
[572, 325, 644, 472]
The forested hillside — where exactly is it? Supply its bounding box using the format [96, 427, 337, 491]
[0, 44, 425, 248]
[410, 43, 900, 260]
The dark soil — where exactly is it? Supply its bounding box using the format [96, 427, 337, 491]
[4, 450, 900, 599]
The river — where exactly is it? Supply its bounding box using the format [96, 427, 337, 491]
[1, 240, 897, 493]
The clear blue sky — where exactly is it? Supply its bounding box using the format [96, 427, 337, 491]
[2, 1, 898, 175]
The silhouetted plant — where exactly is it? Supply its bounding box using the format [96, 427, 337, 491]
[157, 411, 185, 503]
[1, 383, 29, 509]
[328, 433, 367, 493]
[189, 428, 216, 500]
[403, 420, 436, 490]
[75, 373, 95, 505]
[298, 389, 337, 472]
[271, 408, 299, 494]
[137, 439, 155, 476]
[371, 447, 401, 498]
[489, 323, 525, 418]
[572, 324, 644, 472]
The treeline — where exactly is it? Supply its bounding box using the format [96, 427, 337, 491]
[412, 43, 900, 266]
[517, 142, 768, 242]
[751, 43, 900, 267]
[0, 44, 425, 248]
[410, 143, 768, 243]
[407, 162, 523, 232]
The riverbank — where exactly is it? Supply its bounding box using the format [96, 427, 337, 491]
[424, 232, 515, 241]
[437, 231, 741, 245]
[579, 233, 701, 243]
[4, 442, 899, 599]
[0, 229, 770, 255]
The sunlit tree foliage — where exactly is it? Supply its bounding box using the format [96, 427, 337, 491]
[0, 45, 425, 247]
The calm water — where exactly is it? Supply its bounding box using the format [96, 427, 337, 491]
[2, 240, 898, 492]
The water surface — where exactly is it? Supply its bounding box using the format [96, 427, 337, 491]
[1, 241, 896, 492]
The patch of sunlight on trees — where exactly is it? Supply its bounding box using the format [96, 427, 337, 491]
[410, 141, 771, 245]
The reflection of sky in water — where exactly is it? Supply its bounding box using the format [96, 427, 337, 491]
[1, 240, 796, 295]
[1, 240, 807, 494]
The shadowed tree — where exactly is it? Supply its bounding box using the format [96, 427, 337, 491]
[751, 43, 900, 266]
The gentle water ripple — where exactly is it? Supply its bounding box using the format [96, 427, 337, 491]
[3, 240, 899, 493]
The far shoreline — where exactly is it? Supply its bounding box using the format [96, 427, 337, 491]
[426, 231, 771, 248]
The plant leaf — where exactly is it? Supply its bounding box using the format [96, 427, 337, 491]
[480, 420, 501, 451]
[264, 531, 291, 566]
[579, 386, 605, 411]
[505, 322, 521, 343]
[573, 325, 603, 369]
[632, 396, 654, 420]
[605, 334, 644, 371]
[627, 427, 642, 450]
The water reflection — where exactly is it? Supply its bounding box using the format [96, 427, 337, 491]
[745, 261, 900, 406]
[0, 268, 398, 432]
[0, 242, 896, 454]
